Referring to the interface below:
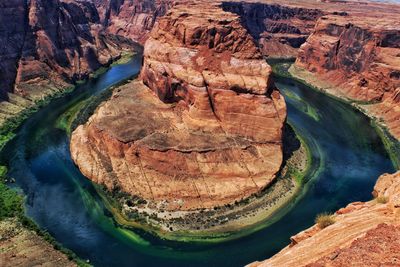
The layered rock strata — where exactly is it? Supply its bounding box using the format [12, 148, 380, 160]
[248, 171, 400, 267]
[71, 1, 286, 211]
[222, 2, 323, 58]
[0, 0, 133, 125]
[94, 0, 173, 44]
[292, 10, 400, 139]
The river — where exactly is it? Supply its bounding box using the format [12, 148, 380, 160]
[3, 55, 395, 266]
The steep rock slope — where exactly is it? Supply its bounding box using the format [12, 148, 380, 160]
[292, 11, 400, 138]
[94, 0, 173, 43]
[249, 171, 400, 267]
[71, 1, 286, 211]
[222, 1, 323, 58]
[0, 1, 28, 101]
[0, 0, 131, 124]
[0, 0, 121, 100]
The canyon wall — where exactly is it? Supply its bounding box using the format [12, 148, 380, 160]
[0, 0, 174, 105]
[248, 171, 400, 267]
[292, 11, 400, 139]
[0, 0, 125, 101]
[71, 1, 286, 211]
[222, 2, 323, 58]
[0, 0, 139, 127]
[0, 1, 27, 101]
[94, 0, 173, 44]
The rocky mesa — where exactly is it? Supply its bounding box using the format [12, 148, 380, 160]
[70, 1, 286, 211]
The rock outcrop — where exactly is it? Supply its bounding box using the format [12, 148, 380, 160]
[0, 0, 135, 126]
[292, 6, 400, 139]
[94, 0, 173, 44]
[0, 0, 125, 101]
[222, 1, 323, 58]
[0, 218, 77, 267]
[248, 171, 400, 267]
[71, 1, 286, 211]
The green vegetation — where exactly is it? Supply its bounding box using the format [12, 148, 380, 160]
[0, 166, 24, 220]
[112, 51, 136, 66]
[89, 67, 108, 79]
[371, 121, 400, 170]
[56, 99, 90, 135]
[375, 196, 388, 204]
[286, 123, 313, 186]
[315, 213, 335, 229]
[0, 85, 76, 152]
[0, 181, 23, 220]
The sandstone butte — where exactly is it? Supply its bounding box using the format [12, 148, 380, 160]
[70, 1, 287, 211]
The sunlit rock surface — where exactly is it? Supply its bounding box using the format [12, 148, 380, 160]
[71, 1, 286, 211]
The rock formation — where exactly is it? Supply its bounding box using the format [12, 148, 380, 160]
[94, 0, 173, 44]
[222, 2, 323, 58]
[0, 0, 126, 101]
[70, 1, 286, 211]
[0, 0, 136, 126]
[0, 218, 77, 267]
[248, 171, 400, 267]
[292, 6, 400, 139]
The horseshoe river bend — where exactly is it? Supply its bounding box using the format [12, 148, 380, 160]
[2, 54, 397, 267]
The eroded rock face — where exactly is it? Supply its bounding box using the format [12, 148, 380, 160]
[0, 1, 28, 100]
[222, 2, 323, 58]
[94, 0, 173, 44]
[247, 171, 400, 267]
[0, 0, 130, 102]
[295, 13, 400, 138]
[71, 1, 286, 211]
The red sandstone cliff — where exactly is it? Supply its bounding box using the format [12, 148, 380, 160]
[292, 8, 400, 139]
[70, 1, 286, 211]
[221, 2, 323, 58]
[0, 0, 129, 102]
[94, 0, 173, 44]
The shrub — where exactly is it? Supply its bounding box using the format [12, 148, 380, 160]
[0, 183, 24, 219]
[375, 196, 388, 204]
[315, 213, 335, 229]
